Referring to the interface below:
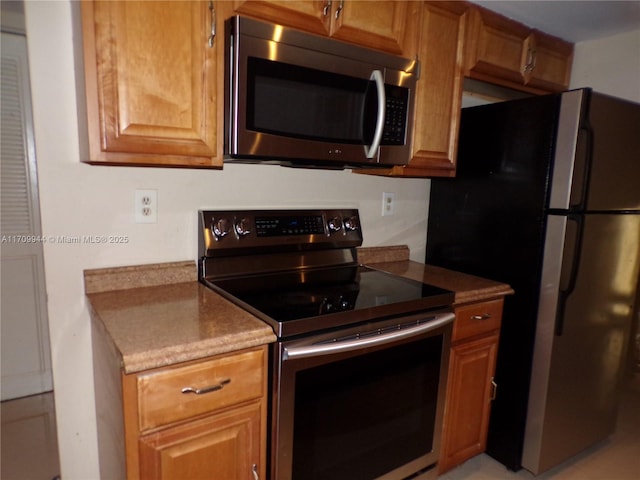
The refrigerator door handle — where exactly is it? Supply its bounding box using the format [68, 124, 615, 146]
[555, 214, 584, 335]
[570, 123, 594, 211]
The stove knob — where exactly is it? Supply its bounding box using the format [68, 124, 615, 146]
[344, 216, 359, 232]
[235, 218, 251, 237]
[327, 216, 342, 234]
[212, 218, 231, 241]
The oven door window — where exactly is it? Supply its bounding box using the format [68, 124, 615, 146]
[247, 57, 379, 145]
[290, 335, 442, 480]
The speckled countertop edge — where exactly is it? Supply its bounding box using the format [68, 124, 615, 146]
[85, 246, 511, 373]
[87, 282, 276, 374]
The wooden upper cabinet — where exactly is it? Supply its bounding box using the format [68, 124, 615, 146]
[330, 0, 420, 57]
[526, 30, 574, 92]
[81, 1, 222, 167]
[356, 1, 467, 178]
[464, 6, 573, 93]
[232, 1, 332, 36]
[232, 0, 420, 57]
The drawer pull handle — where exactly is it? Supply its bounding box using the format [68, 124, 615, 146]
[491, 377, 498, 401]
[181, 378, 231, 395]
[471, 313, 492, 320]
[252, 464, 260, 480]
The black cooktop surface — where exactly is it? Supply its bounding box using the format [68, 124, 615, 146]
[205, 265, 454, 338]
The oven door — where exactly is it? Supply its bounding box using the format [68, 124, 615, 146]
[270, 311, 453, 480]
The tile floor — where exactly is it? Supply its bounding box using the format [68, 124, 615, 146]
[1, 391, 60, 480]
[442, 374, 640, 480]
[0, 376, 637, 479]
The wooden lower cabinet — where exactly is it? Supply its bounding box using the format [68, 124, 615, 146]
[439, 299, 503, 474]
[139, 402, 262, 479]
[122, 346, 268, 480]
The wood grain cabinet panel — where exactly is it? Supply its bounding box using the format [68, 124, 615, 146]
[137, 348, 264, 431]
[356, 1, 468, 178]
[452, 298, 504, 342]
[121, 346, 268, 480]
[526, 30, 574, 92]
[440, 332, 499, 473]
[139, 402, 262, 480]
[232, 1, 332, 36]
[233, 0, 420, 57]
[330, 0, 419, 57]
[439, 298, 504, 474]
[81, 1, 223, 167]
[464, 6, 573, 93]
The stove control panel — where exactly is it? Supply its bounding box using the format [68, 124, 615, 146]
[199, 209, 363, 257]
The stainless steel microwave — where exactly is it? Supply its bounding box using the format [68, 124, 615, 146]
[224, 16, 419, 169]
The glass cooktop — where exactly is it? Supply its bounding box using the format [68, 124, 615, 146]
[205, 265, 454, 338]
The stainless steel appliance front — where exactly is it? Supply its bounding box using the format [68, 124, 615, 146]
[225, 16, 418, 168]
[271, 310, 452, 480]
[198, 208, 455, 479]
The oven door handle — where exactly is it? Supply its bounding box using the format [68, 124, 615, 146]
[282, 312, 454, 360]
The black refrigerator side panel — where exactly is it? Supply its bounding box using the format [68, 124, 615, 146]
[426, 94, 562, 470]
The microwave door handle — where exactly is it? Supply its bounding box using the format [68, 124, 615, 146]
[364, 70, 386, 158]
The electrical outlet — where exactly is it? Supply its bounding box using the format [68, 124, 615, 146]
[135, 189, 158, 224]
[382, 192, 395, 216]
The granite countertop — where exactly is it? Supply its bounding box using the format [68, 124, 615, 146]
[85, 262, 276, 374]
[359, 245, 514, 305]
[85, 247, 512, 374]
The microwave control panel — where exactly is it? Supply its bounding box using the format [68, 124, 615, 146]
[382, 85, 409, 145]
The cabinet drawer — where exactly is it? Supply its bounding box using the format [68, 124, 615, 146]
[137, 348, 264, 431]
[453, 299, 503, 342]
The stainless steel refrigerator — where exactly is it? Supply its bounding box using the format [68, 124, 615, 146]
[426, 88, 640, 474]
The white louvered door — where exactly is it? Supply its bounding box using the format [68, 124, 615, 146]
[1, 32, 52, 400]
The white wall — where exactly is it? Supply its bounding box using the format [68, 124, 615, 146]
[23, 2, 429, 478]
[23, 0, 640, 477]
[570, 29, 640, 102]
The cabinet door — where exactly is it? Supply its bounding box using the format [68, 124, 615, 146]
[234, 1, 418, 57]
[355, 1, 466, 178]
[406, 2, 467, 176]
[464, 6, 573, 94]
[439, 333, 499, 473]
[139, 402, 263, 480]
[81, 1, 221, 167]
[233, 1, 331, 36]
[526, 31, 573, 92]
[330, 0, 420, 57]
[464, 7, 529, 85]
